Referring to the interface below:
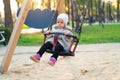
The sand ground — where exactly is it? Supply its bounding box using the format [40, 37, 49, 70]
[0, 43, 120, 80]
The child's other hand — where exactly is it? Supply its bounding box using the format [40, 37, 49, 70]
[64, 32, 69, 35]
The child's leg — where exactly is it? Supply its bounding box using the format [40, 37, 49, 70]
[51, 43, 64, 59]
[49, 43, 64, 66]
[37, 41, 53, 57]
[30, 41, 53, 62]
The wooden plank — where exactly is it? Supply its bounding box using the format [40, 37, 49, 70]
[0, 0, 32, 73]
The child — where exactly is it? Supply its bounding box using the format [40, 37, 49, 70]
[30, 13, 73, 66]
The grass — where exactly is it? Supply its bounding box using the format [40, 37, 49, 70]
[15, 23, 120, 46]
[17, 33, 44, 46]
[80, 23, 120, 44]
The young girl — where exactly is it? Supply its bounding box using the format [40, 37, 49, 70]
[30, 13, 73, 66]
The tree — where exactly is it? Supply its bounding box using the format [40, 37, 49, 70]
[3, 0, 13, 29]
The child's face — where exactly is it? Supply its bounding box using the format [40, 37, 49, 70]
[57, 18, 65, 28]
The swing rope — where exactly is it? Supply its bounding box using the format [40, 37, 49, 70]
[47, 0, 61, 31]
[70, 0, 89, 40]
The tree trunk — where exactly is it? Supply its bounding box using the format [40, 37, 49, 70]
[102, 2, 105, 22]
[94, 0, 98, 16]
[71, 0, 75, 28]
[117, 0, 120, 22]
[88, 0, 91, 25]
[3, 0, 13, 29]
[91, 0, 93, 16]
[98, 0, 102, 24]
[48, 0, 51, 10]
[108, 1, 112, 22]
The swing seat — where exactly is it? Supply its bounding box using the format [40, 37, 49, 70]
[44, 32, 79, 56]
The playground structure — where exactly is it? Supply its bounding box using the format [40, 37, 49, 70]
[0, 0, 70, 73]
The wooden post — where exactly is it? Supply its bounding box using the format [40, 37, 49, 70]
[57, 0, 65, 14]
[0, 0, 32, 73]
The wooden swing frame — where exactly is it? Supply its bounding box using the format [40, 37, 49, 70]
[0, 0, 32, 73]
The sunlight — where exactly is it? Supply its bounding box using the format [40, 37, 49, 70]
[35, 0, 41, 8]
[0, 1, 4, 18]
[0, 0, 118, 18]
[0, 0, 17, 18]
[103, 0, 117, 7]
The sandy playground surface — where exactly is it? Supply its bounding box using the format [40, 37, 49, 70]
[0, 43, 120, 80]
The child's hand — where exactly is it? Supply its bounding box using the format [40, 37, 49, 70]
[45, 30, 50, 35]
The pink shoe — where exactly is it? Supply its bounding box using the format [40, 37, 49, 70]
[30, 54, 40, 63]
[48, 57, 57, 66]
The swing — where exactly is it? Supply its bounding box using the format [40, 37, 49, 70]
[44, 32, 79, 56]
[41, 0, 87, 56]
